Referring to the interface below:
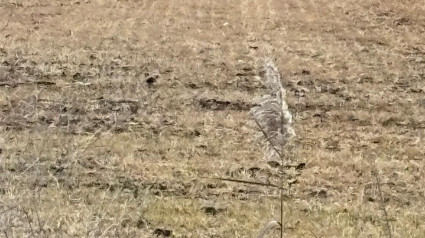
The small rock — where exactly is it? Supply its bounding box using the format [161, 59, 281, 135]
[267, 160, 280, 168]
[146, 75, 158, 85]
[202, 206, 219, 215]
[153, 228, 172, 237]
[200, 203, 226, 216]
[295, 163, 306, 170]
[145, 71, 160, 86]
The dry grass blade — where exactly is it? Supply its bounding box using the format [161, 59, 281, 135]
[257, 220, 281, 238]
[0, 7, 13, 33]
[372, 159, 393, 238]
[22, 209, 34, 237]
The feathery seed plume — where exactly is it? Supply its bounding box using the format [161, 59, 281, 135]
[251, 58, 295, 161]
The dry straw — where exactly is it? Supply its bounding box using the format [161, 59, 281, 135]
[252, 58, 295, 238]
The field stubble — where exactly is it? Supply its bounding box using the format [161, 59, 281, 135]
[0, 0, 424, 237]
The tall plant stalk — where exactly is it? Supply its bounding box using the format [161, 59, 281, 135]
[252, 58, 295, 238]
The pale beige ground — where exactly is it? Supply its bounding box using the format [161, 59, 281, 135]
[0, 0, 424, 237]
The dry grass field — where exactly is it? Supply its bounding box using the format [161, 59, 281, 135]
[1, 0, 425, 237]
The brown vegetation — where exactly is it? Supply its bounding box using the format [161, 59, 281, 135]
[1, 0, 424, 237]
